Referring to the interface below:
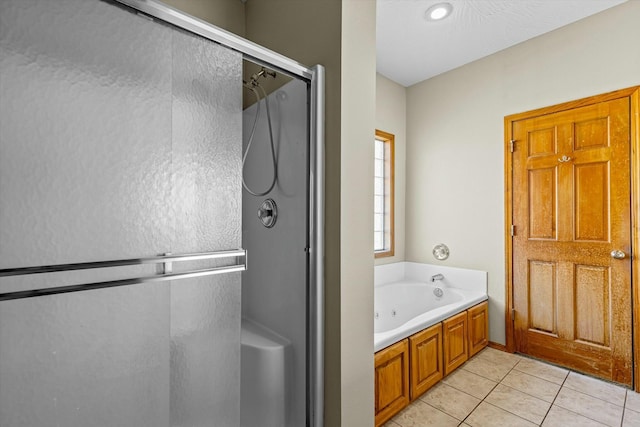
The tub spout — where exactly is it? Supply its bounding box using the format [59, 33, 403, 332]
[431, 273, 444, 282]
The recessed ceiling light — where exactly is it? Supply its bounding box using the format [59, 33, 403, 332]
[425, 2, 453, 21]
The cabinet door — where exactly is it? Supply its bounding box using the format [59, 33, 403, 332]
[468, 301, 489, 357]
[409, 323, 443, 400]
[374, 339, 409, 427]
[443, 311, 468, 376]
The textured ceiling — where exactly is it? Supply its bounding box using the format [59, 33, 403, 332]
[377, 0, 628, 87]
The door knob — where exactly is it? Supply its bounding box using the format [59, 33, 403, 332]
[611, 250, 626, 260]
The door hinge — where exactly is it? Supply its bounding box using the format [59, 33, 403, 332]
[509, 139, 516, 153]
[511, 308, 516, 322]
[510, 225, 516, 236]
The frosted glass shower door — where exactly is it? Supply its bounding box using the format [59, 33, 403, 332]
[0, 1, 242, 426]
[170, 27, 242, 427]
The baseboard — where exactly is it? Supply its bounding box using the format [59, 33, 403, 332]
[488, 341, 510, 353]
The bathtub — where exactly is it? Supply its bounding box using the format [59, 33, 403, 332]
[374, 262, 488, 352]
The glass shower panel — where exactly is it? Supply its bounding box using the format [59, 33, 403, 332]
[0, 1, 242, 426]
[0, 0, 173, 267]
[0, 286, 171, 427]
[0, 1, 173, 425]
[170, 30, 242, 426]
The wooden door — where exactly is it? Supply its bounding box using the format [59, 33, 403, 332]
[511, 97, 632, 385]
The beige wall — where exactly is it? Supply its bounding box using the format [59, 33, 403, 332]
[161, 0, 246, 36]
[340, 2, 377, 426]
[375, 74, 407, 265]
[405, 1, 640, 345]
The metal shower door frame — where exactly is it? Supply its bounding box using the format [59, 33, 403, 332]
[109, 1, 325, 425]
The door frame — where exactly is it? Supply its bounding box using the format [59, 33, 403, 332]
[504, 86, 640, 390]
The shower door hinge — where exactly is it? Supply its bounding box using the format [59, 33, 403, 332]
[509, 140, 516, 153]
[510, 225, 516, 236]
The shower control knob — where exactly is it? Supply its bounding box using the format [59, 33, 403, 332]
[611, 250, 626, 260]
[258, 199, 278, 228]
[258, 208, 272, 218]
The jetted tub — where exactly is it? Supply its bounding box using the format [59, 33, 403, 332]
[374, 262, 488, 352]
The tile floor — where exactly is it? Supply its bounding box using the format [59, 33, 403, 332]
[383, 347, 640, 427]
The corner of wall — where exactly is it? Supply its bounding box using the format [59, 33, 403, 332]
[340, 1, 377, 426]
[375, 74, 407, 268]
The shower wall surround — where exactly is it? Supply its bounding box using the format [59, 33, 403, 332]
[242, 79, 309, 426]
[0, 0, 242, 425]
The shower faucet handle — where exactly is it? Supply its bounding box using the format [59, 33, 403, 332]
[258, 199, 278, 228]
[258, 207, 272, 218]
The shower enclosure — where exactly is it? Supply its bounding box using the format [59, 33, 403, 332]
[0, 1, 324, 426]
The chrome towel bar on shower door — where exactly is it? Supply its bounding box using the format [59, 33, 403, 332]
[0, 249, 247, 301]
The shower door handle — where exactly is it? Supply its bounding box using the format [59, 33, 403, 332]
[0, 249, 247, 301]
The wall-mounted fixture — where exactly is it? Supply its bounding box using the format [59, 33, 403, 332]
[258, 198, 278, 228]
[432, 243, 450, 260]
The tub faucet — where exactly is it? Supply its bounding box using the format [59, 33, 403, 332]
[431, 273, 444, 282]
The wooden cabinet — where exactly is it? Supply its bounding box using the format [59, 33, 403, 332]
[374, 301, 489, 422]
[468, 301, 489, 357]
[374, 339, 409, 427]
[409, 323, 442, 401]
[443, 311, 468, 376]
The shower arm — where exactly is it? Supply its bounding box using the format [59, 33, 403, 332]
[247, 67, 276, 87]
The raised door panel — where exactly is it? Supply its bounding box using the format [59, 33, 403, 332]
[443, 311, 468, 376]
[528, 260, 558, 335]
[528, 167, 557, 240]
[468, 302, 489, 357]
[575, 265, 610, 346]
[374, 339, 409, 427]
[409, 323, 442, 400]
[575, 162, 609, 241]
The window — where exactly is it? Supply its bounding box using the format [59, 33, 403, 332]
[374, 129, 394, 258]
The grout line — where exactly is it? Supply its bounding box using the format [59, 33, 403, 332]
[538, 368, 569, 426]
[396, 351, 629, 427]
[476, 401, 541, 426]
[459, 358, 515, 426]
[496, 382, 555, 405]
[544, 375, 625, 427]
[621, 390, 629, 427]
[511, 362, 568, 386]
